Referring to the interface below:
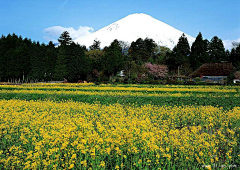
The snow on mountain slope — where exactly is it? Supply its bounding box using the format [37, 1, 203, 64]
[75, 13, 195, 49]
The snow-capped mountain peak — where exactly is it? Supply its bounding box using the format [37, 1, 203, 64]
[75, 13, 195, 49]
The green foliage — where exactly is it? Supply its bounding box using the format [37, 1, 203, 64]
[165, 34, 190, 73]
[129, 38, 157, 65]
[176, 33, 190, 57]
[89, 39, 101, 50]
[153, 46, 171, 64]
[54, 45, 68, 80]
[67, 43, 90, 82]
[58, 31, 72, 46]
[208, 36, 226, 62]
[227, 72, 235, 85]
[102, 39, 124, 78]
[194, 77, 201, 82]
[0, 32, 239, 84]
[190, 32, 210, 70]
[229, 43, 240, 69]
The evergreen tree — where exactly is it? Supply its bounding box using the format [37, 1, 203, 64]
[89, 39, 101, 50]
[165, 34, 191, 74]
[43, 41, 58, 81]
[58, 31, 72, 46]
[177, 33, 190, 57]
[67, 43, 90, 82]
[102, 39, 124, 78]
[29, 42, 45, 81]
[230, 43, 240, 69]
[165, 46, 184, 70]
[190, 32, 209, 70]
[208, 36, 226, 62]
[128, 38, 157, 65]
[0, 34, 33, 82]
[54, 45, 68, 80]
[86, 49, 104, 72]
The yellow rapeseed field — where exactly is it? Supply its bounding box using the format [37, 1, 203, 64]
[0, 96, 239, 169]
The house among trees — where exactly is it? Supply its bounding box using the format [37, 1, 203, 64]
[190, 63, 235, 84]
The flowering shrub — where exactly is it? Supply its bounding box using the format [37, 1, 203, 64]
[144, 62, 168, 79]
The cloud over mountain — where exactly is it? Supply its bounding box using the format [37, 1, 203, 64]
[43, 26, 94, 43]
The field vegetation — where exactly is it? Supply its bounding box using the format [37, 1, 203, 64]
[0, 83, 239, 169]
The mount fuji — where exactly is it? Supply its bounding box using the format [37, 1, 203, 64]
[74, 13, 195, 49]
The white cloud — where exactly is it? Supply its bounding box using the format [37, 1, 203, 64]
[43, 26, 94, 43]
[223, 38, 240, 50]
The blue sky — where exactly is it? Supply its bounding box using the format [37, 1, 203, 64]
[0, 0, 240, 46]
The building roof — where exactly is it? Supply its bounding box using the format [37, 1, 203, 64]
[190, 63, 235, 77]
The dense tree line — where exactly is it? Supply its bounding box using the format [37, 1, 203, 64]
[0, 32, 240, 83]
[165, 33, 240, 75]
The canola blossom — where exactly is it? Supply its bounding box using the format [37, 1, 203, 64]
[1, 83, 239, 93]
[0, 83, 239, 169]
[2, 89, 240, 98]
[0, 99, 239, 169]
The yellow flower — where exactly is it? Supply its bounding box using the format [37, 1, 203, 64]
[61, 142, 68, 150]
[100, 161, 105, 168]
[206, 165, 211, 170]
[81, 160, 87, 167]
[106, 148, 111, 155]
[71, 154, 77, 159]
[199, 151, 204, 157]
[69, 164, 74, 169]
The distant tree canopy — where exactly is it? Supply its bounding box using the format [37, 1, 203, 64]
[0, 31, 239, 83]
[0, 34, 57, 82]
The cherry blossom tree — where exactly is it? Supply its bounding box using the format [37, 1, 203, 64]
[144, 62, 168, 79]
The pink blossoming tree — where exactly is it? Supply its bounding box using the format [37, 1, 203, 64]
[144, 62, 168, 79]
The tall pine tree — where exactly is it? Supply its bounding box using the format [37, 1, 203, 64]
[102, 39, 124, 78]
[67, 43, 90, 82]
[54, 45, 68, 80]
[229, 43, 240, 69]
[190, 32, 209, 70]
[165, 34, 191, 74]
[177, 33, 190, 58]
[208, 36, 226, 62]
[58, 31, 72, 46]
